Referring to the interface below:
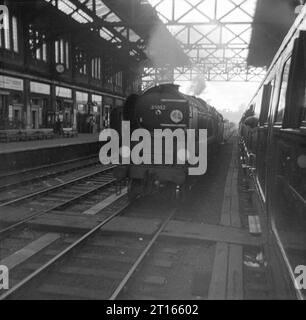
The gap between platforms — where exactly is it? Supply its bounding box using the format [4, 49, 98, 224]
[209, 140, 244, 300]
[209, 139, 263, 300]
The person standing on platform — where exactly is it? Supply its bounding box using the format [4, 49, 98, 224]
[54, 115, 60, 135]
[58, 111, 64, 136]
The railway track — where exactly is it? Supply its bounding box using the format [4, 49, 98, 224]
[0, 165, 118, 237]
[0, 155, 101, 204]
[0, 140, 273, 300]
[0, 197, 176, 300]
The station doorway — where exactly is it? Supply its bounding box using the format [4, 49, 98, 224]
[56, 99, 74, 128]
[31, 109, 38, 129]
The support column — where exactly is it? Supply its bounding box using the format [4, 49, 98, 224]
[24, 79, 31, 130]
[72, 89, 77, 131]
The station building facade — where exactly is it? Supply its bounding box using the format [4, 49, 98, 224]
[0, 2, 142, 134]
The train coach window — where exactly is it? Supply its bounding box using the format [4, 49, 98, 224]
[280, 32, 306, 128]
[275, 58, 291, 124]
[259, 82, 274, 125]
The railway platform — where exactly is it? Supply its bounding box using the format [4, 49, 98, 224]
[0, 134, 101, 173]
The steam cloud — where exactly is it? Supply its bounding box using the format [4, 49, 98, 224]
[188, 76, 207, 97]
[146, 24, 184, 68]
[145, 23, 206, 95]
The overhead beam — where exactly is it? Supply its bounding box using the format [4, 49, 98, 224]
[146, 0, 266, 82]
[67, 0, 145, 60]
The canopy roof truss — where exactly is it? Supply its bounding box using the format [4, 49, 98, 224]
[145, 0, 267, 83]
[44, 0, 146, 60]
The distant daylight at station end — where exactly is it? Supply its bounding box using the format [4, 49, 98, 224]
[0, 0, 306, 307]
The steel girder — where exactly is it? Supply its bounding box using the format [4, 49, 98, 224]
[143, 0, 267, 84]
[44, 0, 146, 61]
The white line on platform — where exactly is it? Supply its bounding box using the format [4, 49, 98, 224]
[0, 233, 60, 270]
[83, 188, 128, 215]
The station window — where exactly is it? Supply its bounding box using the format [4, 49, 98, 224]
[91, 57, 101, 80]
[114, 71, 123, 87]
[29, 26, 47, 62]
[1, 25, 10, 50]
[0, 13, 19, 52]
[75, 47, 87, 75]
[12, 16, 18, 53]
[55, 39, 69, 69]
[106, 75, 113, 84]
[65, 42, 69, 69]
[275, 58, 291, 124]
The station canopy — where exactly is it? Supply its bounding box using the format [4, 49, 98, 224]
[248, 0, 300, 67]
[39, 1, 300, 84]
[143, 0, 268, 83]
[42, 0, 189, 66]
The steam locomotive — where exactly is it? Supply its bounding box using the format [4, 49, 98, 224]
[112, 83, 225, 201]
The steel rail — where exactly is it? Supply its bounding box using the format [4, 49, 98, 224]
[0, 175, 118, 238]
[0, 165, 116, 207]
[109, 209, 177, 300]
[0, 154, 97, 180]
[0, 156, 99, 193]
[0, 203, 130, 300]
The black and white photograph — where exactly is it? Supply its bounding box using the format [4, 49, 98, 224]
[0, 0, 306, 303]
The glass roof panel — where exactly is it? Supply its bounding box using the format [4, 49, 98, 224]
[100, 27, 114, 41]
[129, 30, 141, 42]
[95, 0, 111, 17]
[71, 10, 93, 23]
[57, 0, 76, 15]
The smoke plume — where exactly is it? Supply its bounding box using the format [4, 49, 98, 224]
[188, 76, 207, 96]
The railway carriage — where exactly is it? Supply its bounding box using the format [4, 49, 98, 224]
[112, 84, 224, 201]
[240, 7, 306, 299]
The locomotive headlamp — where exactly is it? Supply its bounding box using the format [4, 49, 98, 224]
[170, 110, 183, 124]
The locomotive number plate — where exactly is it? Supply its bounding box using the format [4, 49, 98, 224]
[151, 104, 166, 111]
